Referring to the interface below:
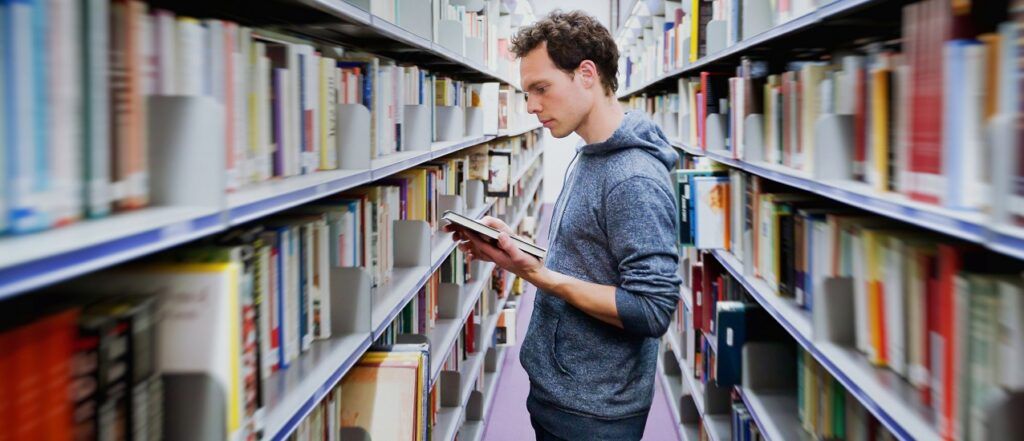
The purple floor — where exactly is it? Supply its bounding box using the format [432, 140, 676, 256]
[482, 204, 679, 441]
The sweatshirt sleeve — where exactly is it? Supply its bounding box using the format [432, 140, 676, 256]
[605, 175, 683, 338]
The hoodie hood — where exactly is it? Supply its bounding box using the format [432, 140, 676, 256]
[577, 110, 678, 171]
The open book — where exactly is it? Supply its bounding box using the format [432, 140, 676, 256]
[442, 211, 546, 260]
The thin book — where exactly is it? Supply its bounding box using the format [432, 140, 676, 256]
[441, 210, 546, 260]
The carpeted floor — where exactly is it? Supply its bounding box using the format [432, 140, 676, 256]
[482, 204, 680, 441]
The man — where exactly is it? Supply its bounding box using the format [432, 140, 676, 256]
[446, 10, 681, 440]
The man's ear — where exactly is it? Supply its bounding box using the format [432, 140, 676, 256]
[577, 60, 599, 89]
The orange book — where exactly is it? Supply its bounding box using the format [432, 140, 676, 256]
[40, 310, 78, 440]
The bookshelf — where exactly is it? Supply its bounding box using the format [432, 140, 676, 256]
[623, 0, 1024, 440]
[669, 139, 999, 255]
[709, 248, 937, 441]
[614, 0, 887, 98]
[0, 0, 544, 439]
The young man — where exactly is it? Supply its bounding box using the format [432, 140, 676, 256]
[446, 10, 681, 440]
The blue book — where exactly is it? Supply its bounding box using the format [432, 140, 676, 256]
[298, 224, 310, 351]
[715, 301, 747, 387]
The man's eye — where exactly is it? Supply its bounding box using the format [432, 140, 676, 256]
[537, 87, 546, 94]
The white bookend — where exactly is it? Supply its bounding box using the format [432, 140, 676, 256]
[402, 104, 433, 151]
[482, 83, 499, 135]
[435, 105, 466, 142]
[336, 103, 373, 170]
[812, 114, 855, 181]
[148, 96, 226, 208]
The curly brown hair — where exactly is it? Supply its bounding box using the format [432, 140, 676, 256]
[510, 10, 619, 96]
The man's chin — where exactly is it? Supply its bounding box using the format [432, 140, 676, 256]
[548, 127, 573, 139]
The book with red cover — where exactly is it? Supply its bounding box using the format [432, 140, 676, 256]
[700, 72, 731, 150]
[906, 0, 951, 204]
[691, 263, 704, 332]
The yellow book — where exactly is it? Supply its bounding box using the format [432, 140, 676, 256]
[979, 33, 1000, 121]
[862, 229, 886, 366]
[799, 64, 828, 173]
[870, 68, 890, 192]
[690, 0, 700, 62]
[320, 57, 337, 170]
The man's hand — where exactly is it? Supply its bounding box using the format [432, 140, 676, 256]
[442, 216, 544, 279]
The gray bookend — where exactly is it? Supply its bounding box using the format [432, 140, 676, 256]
[402, 105, 433, 152]
[162, 374, 224, 441]
[329, 267, 372, 335]
[812, 277, 856, 345]
[484, 347, 498, 372]
[436, 19, 465, 55]
[663, 349, 682, 376]
[437, 283, 463, 319]
[441, 370, 463, 407]
[438, 194, 465, 217]
[743, 114, 765, 163]
[742, 0, 773, 39]
[705, 113, 728, 152]
[679, 113, 690, 142]
[396, 333, 429, 346]
[680, 393, 700, 424]
[397, 0, 431, 39]
[989, 114, 1016, 224]
[982, 391, 1024, 441]
[393, 220, 430, 267]
[338, 427, 372, 441]
[435, 106, 466, 142]
[466, 180, 486, 210]
[813, 114, 855, 180]
[706, 20, 728, 55]
[466, 390, 485, 421]
[742, 342, 796, 391]
[464, 106, 485, 138]
[336, 103, 373, 170]
[703, 380, 732, 414]
[147, 96, 225, 208]
[465, 37, 485, 65]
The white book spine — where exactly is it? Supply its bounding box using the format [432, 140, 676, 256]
[175, 18, 204, 96]
[257, 245, 274, 379]
[49, 0, 82, 224]
[154, 10, 175, 94]
[960, 44, 988, 210]
[285, 228, 300, 363]
[0, 1, 6, 233]
[83, 0, 110, 218]
[257, 55, 271, 181]
[8, 0, 45, 231]
[884, 239, 906, 376]
[316, 221, 331, 340]
[851, 233, 870, 355]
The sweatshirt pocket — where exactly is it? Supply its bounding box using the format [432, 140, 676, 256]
[554, 307, 647, 408]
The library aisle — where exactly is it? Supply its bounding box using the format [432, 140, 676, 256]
[482, 204, 679, 441]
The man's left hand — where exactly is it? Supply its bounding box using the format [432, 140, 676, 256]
[447, 217, 544, 279]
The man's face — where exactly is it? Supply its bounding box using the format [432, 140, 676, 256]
[520, 43, 593, 138]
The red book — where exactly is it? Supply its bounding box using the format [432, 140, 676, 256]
[921, 251, 941, 407]
[853, 65, 867, 180]
[41, 310, 77, 441]
[697, 92, 706, 149]
[934, 244, 971, 440]
[691, 264, 703, 331]
[906, 0, 951, 204]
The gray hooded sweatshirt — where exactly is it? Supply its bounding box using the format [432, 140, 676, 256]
[520, 111, 682, 433]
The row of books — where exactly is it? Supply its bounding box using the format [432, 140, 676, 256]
[0, 296, 162, 441]
[674, 156, 1024, 440]
[631, 0, 1024, 220]
[663, 272, 901, 441]
[617, 0, 826, 91]
[0, 0, 532, 238]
